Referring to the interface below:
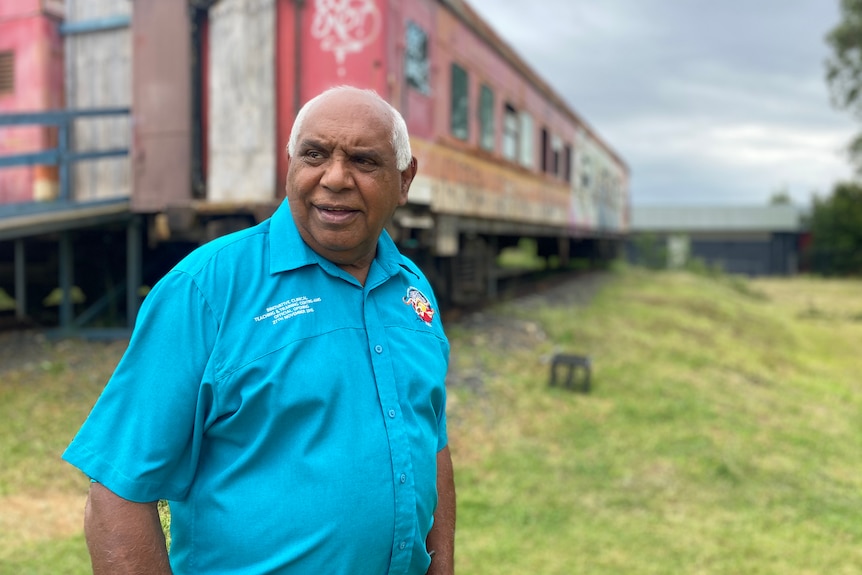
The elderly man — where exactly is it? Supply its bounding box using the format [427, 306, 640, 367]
[64, 86, 455, 575]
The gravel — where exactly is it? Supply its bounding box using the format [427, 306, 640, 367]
[444, 272, 608, 391]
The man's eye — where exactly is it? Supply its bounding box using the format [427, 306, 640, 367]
[354, 157, 376, 167]
[305, 150, 323, 160]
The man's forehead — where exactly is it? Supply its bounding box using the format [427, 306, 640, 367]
[306, 90, 388, 123]
[297, 92, 393, 149]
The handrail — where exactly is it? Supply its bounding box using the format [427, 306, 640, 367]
[0, 107, 131, 203]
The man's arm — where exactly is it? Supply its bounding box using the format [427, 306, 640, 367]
[84, 482, 172, 575]
[426, 446, 456, 575]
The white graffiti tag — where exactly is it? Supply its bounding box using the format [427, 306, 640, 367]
[311, 0, 381, 76]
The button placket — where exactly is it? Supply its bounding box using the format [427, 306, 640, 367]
[364, 291, 417, 573]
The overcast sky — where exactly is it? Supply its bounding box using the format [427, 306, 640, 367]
[466, 0, 857, 206]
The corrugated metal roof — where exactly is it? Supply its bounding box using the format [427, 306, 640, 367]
[631, 205, 805, 232]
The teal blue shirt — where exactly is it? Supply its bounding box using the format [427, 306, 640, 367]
[63, 200, 449, 574]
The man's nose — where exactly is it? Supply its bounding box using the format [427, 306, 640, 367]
[320, 157, 354, 191]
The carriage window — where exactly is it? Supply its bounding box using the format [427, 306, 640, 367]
[450, 63, 469, 140]
[540, 128, 551, 173]
[502, 103, 518, 161]
[0, 51, 14, 95]
[563, 144, 572, 182]
[405, 22, 429, 94]
[519, 111, 533, 168]
[552, 134, 563, 177]
[479, 84, 495, 152]
[581, 155, 592, 189]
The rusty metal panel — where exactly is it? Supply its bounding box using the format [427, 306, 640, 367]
[130, 0, 191, 212]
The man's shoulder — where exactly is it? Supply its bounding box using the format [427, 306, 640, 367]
[394, 251, 434, 285]
[396, 254, 427, 282]
[174, 220, 271, 276]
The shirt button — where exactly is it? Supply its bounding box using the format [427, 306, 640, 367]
[374, 344, 383, 353]
[388, 409, 396, 418]
[399, 541, 407, 550]
[400, 473, 407, 484]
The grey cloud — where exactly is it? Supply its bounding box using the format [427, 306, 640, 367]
[467, 0, 855, 205]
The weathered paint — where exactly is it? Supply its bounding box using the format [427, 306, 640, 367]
[299, 0, 388, 102]
[572, 127, 629, 233]
[309, 0, 382, 78]
[275, 0, 388, 196]
[275, 0, 299, 197]
[46, 0, 628, 240]
[397, 0, 435, 140]
[207, 0, 277, 202]
[225, 0, 627, 236]
[0, 0, 64, 203]
[64, 0, 131, 202]
[130, 0, 191, 212]
[398, 2, 579, 232]
[411, 138, 569, 226]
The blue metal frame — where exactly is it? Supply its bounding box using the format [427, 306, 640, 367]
[0, 107, 136, 334]
[59, 15, 131, 36]
[0, 107, 130, 202]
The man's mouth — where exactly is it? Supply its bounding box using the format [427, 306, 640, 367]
[315, 205, 359, 224]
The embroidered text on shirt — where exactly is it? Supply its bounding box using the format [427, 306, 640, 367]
[254, 296, 322, 325]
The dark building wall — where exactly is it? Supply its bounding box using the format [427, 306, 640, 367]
[628, 232, 801, 276]
[690, 240, 770, 275]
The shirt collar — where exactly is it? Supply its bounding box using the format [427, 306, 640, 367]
[268, 199, 406, 280]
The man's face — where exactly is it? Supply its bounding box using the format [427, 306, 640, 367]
[286, 91, 415, 275]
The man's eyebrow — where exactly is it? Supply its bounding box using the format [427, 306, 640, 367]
[297, 138, 327, 150]
[295, 139, 387, 161]
[350, 148, 385, 160]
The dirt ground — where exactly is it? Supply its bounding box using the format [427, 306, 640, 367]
[0, 492, 87, 553]
[0, 329, 57, 376]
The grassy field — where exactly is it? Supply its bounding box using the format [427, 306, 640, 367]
[2, 267, 861, 573]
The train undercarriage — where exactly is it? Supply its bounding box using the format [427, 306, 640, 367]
[0, 204, 622, 332]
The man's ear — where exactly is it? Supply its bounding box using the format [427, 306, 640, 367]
[284, 155, 292, 195]
[399, 157, 418, 205]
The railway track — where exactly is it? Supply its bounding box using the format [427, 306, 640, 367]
[441, 266, 607, 322]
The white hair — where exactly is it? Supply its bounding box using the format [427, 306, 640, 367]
[286, 86, 412, 172]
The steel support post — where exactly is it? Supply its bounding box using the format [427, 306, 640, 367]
[14, 239, 26, 321]
[126, 216, 142, 327]
[58, 231, 74, 330]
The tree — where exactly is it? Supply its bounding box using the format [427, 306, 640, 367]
[807, 182, 862, 275]
[825, 0, 862, 172]
[769, 186, 792, 205]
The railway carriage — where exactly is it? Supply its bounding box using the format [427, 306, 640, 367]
[0, 0, 628, 326]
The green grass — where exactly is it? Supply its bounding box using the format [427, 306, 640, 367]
[446, 268, 862, 574]
[0, 337, 126, 573]
[2, 268, 862, 573]
[1, 535, 90, 575]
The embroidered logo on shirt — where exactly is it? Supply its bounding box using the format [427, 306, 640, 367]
[254, 296, 321, 325]
[403, 286, 435, 325]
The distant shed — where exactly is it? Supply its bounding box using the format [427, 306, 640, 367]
[628, 205, 806, 276]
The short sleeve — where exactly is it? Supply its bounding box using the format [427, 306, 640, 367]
[62, 270, 219, 502]
[437, 390, 448, 452]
